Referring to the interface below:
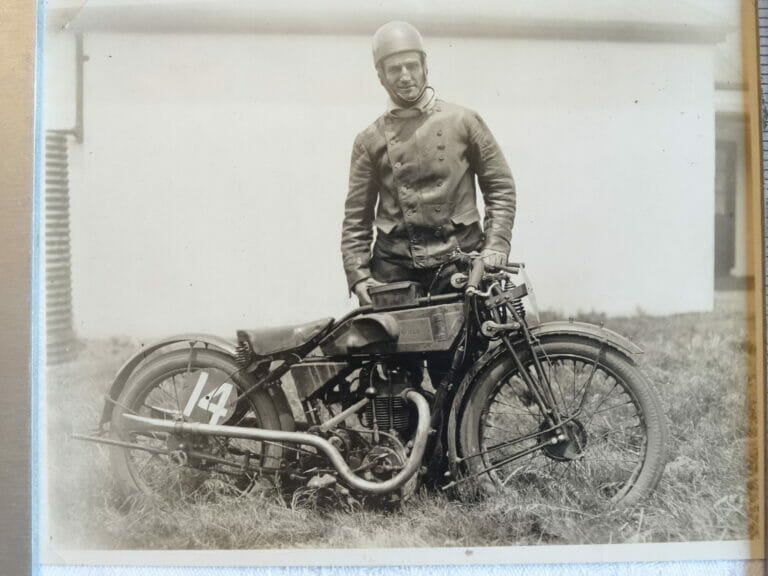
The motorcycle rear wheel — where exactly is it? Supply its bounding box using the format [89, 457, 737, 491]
[454, 336, 667, 509]
[109, 348, 285, 500]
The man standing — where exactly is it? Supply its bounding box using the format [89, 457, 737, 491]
[341, 21, 516, 304]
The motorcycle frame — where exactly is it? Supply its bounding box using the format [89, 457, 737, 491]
[92, 272, 645, 492]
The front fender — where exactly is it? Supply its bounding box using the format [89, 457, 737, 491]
[531, 320, 643, 357]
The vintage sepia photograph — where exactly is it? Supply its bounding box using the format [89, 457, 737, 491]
[39, 0, 764, 567]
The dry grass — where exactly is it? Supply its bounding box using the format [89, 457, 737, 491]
[44, 302, 759, 550]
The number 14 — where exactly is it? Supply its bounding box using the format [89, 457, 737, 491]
[182, 371, 234, 425]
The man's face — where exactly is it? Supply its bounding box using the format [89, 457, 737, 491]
[378, 51, 427, 103]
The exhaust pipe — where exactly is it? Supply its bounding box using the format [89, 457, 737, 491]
[122, 389, 430, 495]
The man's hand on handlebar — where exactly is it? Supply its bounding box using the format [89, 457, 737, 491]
[459, 249, 521, 293]
[353, 277, 385, 306]
[479, 249, 508, 269]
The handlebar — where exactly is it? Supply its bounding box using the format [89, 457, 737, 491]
[449, 250, 523, 293]
[466, 258, 485, 290]
[496, 262, 522, 274]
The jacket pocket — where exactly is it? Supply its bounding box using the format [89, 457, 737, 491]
[451, 206, 481, 226]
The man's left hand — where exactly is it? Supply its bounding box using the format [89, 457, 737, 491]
[480, 249, 508, 268]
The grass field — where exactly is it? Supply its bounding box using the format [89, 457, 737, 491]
[44, 302, 760, 550]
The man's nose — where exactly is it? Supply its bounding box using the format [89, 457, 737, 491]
[398, 65, 412, 80]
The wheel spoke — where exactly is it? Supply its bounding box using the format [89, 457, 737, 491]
[110, 351, 283, 500]
[570, 367, 607, 415]
[483, 421, 532, 435]
[586, 377, 620, 414]
[579, 458, 641, 464]
[571, 359, 577, 406]
[171, 374, 183, 417]
[550, 360, 569, 413]
[469, 344, 659, 509]
[487, 409, 544, 417]
[591, 398, 635, 416]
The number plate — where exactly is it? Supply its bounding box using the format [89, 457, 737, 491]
[177, 369, 238, 425]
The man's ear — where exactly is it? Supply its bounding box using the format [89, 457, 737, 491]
[376, 66, 385, 88]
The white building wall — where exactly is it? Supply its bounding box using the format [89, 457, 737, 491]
[57, 31, 715, 338]
[42, 32, 77, 131]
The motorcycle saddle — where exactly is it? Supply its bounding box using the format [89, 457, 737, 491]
[237, 317, 334, 357]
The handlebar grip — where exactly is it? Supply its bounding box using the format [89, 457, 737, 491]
[467, 258, 485, 290]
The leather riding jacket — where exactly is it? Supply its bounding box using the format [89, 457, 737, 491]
[341, 99, 516, 290]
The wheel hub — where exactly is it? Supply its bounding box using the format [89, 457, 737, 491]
[541, 420, 587, 461]
[166, 433, 216, 468]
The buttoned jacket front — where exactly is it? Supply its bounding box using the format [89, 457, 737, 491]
[341, 99, 516, 290]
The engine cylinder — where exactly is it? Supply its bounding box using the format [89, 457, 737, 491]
[361, 396, 410, 432]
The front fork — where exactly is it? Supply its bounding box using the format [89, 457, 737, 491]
[427, 289, 566, 477]
[428, 288, 567, 458]
[486, 286, 568, 431]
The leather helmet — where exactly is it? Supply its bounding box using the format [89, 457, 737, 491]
[372, 21, 425, 68]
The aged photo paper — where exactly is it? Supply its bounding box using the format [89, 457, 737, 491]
[1, 1, 34, 576]
[36, 0, 765, 572]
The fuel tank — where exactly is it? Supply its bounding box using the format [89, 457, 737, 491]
[320, 301, 464, 355]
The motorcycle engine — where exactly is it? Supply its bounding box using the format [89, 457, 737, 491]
[357, 361, 423, 437]
[297, 359, 426, 505]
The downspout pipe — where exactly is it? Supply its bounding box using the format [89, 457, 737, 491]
[75, 33, 85, 142]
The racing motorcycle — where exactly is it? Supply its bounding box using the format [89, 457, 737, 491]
[76, 251, 667, 509]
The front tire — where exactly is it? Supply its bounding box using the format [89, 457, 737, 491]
[453, 337, 667, 509]
[109, 348, 284, 500]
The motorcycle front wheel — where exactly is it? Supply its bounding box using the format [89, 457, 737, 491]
[454, 336, 667, 509]
[109, 348, 285, 500]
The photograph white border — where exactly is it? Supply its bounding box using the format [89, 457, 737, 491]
[32, 0, 766, 572]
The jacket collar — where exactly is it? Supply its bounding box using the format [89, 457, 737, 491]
[386, 87, 437, 118]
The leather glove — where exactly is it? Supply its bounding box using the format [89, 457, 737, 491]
[352, 277, 386, 306]
[480, 249, 508, 268]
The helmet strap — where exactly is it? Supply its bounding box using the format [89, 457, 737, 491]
[377, 56, 429, 110]
[385, 82, 428, 109]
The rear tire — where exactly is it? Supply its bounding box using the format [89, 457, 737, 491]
[109, 348, 284, 500]
[453, 337, 667, 509]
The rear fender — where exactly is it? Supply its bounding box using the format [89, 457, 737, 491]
[99, 333, 294, 428]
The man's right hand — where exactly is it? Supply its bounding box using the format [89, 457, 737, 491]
[353, 277, 385, 305]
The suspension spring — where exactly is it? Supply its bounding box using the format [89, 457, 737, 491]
[234, 340, 252, 366]
[512, 297, 526, 319]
